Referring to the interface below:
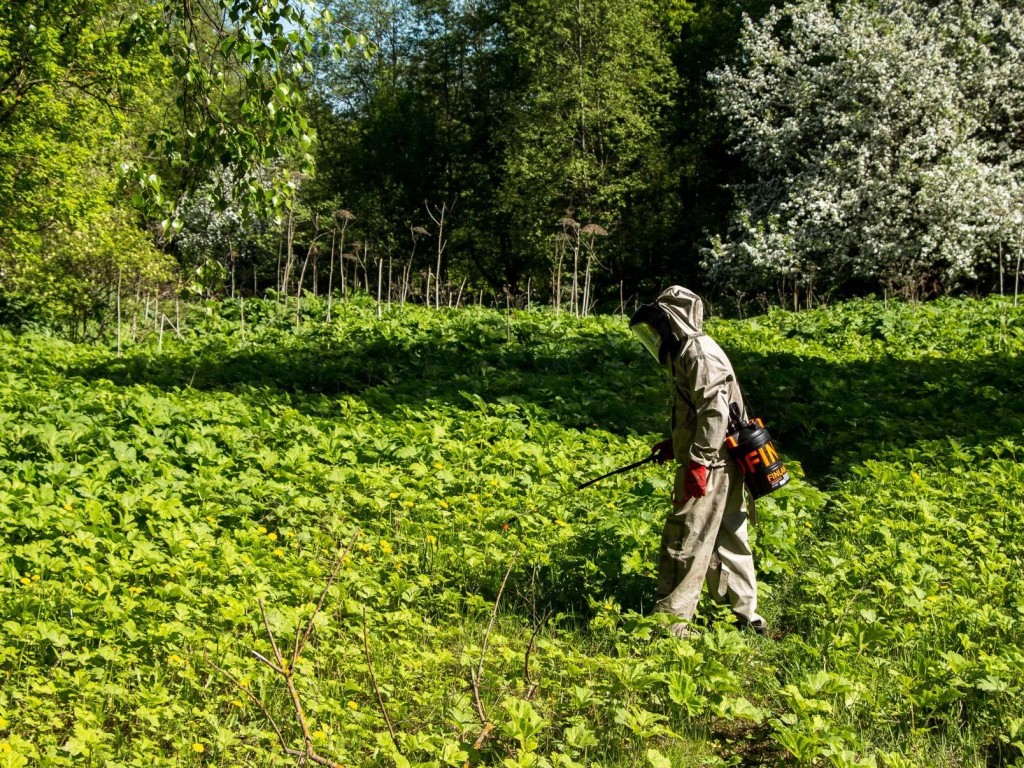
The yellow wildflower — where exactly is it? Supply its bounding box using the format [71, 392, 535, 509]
[389, 492, 399, 499]
[347, 700, 359, 710]
[267, 532, 278, 542]
[20, 577, 31, 586]
[379, 540, 393, 554]
[192, 743, 205, 753]
[403, 501, 414, 509]
[273, 548, 284, 557]
[426, 535, 437, 545]
[438, 500, 449, 509]
[257, 526, 267, 534]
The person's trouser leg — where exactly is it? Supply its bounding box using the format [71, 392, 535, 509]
[656, 463, 764, 631]
[705, 471, 763, 625]
[654, 464, 732, 627]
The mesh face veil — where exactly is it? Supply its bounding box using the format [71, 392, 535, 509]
[630, 322, 664, 363]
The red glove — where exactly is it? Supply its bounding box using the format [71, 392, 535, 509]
[651, 438, 674, 465]
[683, 460, 708, 501]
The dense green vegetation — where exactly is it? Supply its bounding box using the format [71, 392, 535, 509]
[2, 296, 1022, 766]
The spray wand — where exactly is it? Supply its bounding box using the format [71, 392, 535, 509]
[576, 453, 657, 490]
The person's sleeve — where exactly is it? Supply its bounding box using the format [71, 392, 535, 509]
[685, 343, 732, 465]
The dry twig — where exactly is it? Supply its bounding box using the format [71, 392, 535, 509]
[523, 611, 551, 702]
[210, 534, 361, 768]
[462, 554, 518, 768]
[362, 606, 400, 749]
[473, 554, 518, 723]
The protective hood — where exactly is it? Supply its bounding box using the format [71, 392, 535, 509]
[655, 285, 703, 340]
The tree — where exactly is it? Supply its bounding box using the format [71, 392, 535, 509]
[497, 0, 678, 296]
[309, 0, 513, 294]
[124, 0, 368, 226]
[0, 0, 174, 332]
[306, 0, 682, 301]
[705, 0, 1024, 300]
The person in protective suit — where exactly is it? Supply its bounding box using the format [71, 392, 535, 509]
[630, 286, 767, 637]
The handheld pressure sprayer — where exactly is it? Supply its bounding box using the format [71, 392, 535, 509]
[725, 403, 790, 498]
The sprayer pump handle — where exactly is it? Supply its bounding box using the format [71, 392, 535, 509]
[728, 402, 744, 432]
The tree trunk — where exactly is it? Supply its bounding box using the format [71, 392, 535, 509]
[363, 241, 371, 292]
[327, 228, 337, 322]
[999, 242, 1004, 296]
[582, 254, 592, 316]
[281, 209, 295, 304]
[295, 246, 312, 325]
[572, 244, 579, 316]
[1016, 251, 1021, 307]
[377, 257, 383, 318]
[116, 269, 122, 357]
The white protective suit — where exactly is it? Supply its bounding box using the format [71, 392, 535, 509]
[653, 286, 765, 634]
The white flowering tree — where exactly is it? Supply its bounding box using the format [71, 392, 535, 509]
[705, 0, 1024, 300]
[176, 168, 274, 298]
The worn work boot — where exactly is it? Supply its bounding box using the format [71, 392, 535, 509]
[736, 617, 768, 636]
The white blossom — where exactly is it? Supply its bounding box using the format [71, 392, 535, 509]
[706, 0, 1024, 296]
